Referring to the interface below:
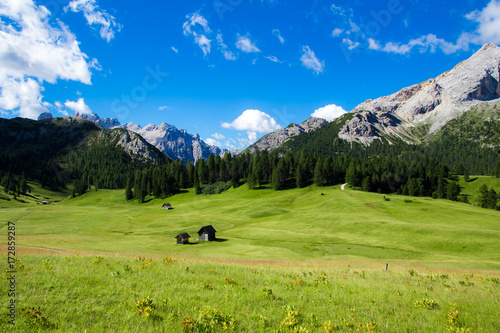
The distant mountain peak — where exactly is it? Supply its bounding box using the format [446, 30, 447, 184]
[73, 112, 120, 129]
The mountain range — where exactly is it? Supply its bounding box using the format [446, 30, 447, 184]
[250, 43, 500, 151]
[9, 43, 500, 166]
[69, 112, 239, 162]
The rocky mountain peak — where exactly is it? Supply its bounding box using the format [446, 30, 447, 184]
[340, 43, 500, 145]
[73, 112, 120, 129]
[249, 117, 328, 152]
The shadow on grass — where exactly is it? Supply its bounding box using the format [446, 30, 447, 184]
[213, 238, 228, 243]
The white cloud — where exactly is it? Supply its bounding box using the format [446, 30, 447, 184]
[195, 35, 212, 56]
[65, 0, 122, 42]
[311, 104, 348, 121]
[205, 138, 222, 147]
[158, 106, 169, 110]
[183, 12, 212, 56]
[368, 38, 381, 51]
[466, 0, 500, 44]
[374, 34, 470, 55]
[331, 28, 344, 37]
[65, 98, 92, 115]
[236, 34, 261, 53]
[272, 29, 285, 44]
[265, 56, 281, 63]
[222, 109, 281, 134]
[300, 46, 325, 75]
[370, 0, 500, 55]
[0, 0, 92, 119]
[89, 58, 102, 71]
[54, 101, 69, 116]
[216, 34, 237, 61]
[331, 4, 346, 16]
[171, 46, 179, 54]
[213, 133, 225, 140]
[342, 38, 360, 50]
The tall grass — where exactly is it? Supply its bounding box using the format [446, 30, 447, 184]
[1, 255, 499, 332]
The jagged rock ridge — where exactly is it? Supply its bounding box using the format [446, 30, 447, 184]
[249, 117, 328, 152]
[72, 112, 235, 162]
[73, 112, 121, 129]
[116, 122, 235, 162]
[340, 43, 500, 145]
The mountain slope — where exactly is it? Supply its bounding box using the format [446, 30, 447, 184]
[248, 117, 327, 152]
[0, 117, 169, 188]
[340, 43, 500, 145]
[116, 122, 234, 162]
[71, 111, 235, 162]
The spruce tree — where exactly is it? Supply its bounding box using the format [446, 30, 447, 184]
[125, 176, 134, 200]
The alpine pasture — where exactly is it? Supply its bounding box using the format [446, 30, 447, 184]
[1, 181, 499, 332]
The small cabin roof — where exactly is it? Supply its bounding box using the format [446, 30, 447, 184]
[175, 232, 190, 239]
[163, 203, 172, 207]
[198, 225, 216, 235]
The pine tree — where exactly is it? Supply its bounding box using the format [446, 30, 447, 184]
[125, 176, 134, 200]
[271, 160, 287, 190]
[194, 173, 201, 195]
[446, 182, 460, 201]
[478, 184, 489, 208]
[314, 157, 325, 187]
[464, 169, 469, 183]
[362, 176, 371, 192]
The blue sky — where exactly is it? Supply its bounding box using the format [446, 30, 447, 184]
[1, 0, 500, 149]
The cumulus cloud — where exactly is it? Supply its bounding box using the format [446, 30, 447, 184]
[300, 46, 325, 75]
[183, 12, 212, 56]
[65, 0, 122, 42]
[465, 0, 500, 44]
[0, 0, 93, 119]
[205, 138, 221, 147]
[311, 104, 348, 121]
[158, 105, 169, 110]
[236, 34, 261, 53]
[222, 109, 281, 133]
[205, 133, 225, 147]
[272, 29, 285, 44]
[64, 98, 92, 114]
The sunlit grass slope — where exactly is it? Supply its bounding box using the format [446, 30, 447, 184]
[2, 182, 499, 269]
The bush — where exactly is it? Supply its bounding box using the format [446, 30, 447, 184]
[201, 181, 231, 195]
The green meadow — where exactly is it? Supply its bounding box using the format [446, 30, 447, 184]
[2, 180, 500, 268]
[1, 255, 499, 332]
[1, 179, 500, 331]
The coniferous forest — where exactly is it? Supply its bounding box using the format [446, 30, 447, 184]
[0, 117, 499, 209]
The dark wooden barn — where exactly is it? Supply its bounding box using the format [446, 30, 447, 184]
[175, 233, 190, 245]
[162, 203, 173, 210]
[198, 225, 217, 241]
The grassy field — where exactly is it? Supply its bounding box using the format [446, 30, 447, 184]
[1, 179, 500, 331]
[1, 255, 499, 332]
[457, 175, 500, 205]
[1, 179, 500, 269]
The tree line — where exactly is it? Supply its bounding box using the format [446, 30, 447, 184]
[121, 148, 487, 205]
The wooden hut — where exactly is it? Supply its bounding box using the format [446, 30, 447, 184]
[198, 225, 217, 241]
[162, 203, 173, 210]
[175, 233, 190, 245]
